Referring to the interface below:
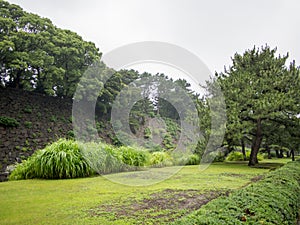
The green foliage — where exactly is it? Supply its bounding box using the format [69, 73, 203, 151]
[213, 45, 300, 165]
[117, 146, 149, 167]
[144, 141, 164, 152]
[66, 130, 75, 139]
[226, 151, 264, 162]
[163, 133, 176, 150]
[1, 162, 273, 224]
[24, 121, 32, 129]
[0, 116, 19, 127]
[144, 127, 152, 139]
[9, 139, 158, 179]
[0, 0, 101, 96]
[149, 151, 173, 167]
[185, 154, 200, 165]
[80, 142, 124, 174]
[9, 139, 93, 180]
[173, 161, 300, 225]
[23, 106, 32, 113]
[200, 150, 226, 163]
[111, 131, 135, 146]
[50, 115, 57, 122]
[164, 118, 180, 138]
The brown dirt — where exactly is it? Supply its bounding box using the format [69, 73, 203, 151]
[88, 189, 229, 224]
[250, 175, 264, 182]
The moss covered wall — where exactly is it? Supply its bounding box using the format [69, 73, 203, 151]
[0, 88, 73, 175]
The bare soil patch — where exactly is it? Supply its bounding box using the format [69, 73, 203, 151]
[89, 189, 229, 224]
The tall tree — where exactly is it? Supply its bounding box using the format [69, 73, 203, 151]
[0, 0, 101, 97]
[215, 45, 300, 166]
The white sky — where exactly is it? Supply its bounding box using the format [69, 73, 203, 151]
[7, 0, 300, 91]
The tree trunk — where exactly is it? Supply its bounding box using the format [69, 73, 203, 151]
[248, 119, 263, 166]
[241, 138, 247, 161]
[266, 144, 271, 159]
[275, 149, 280, 158]
[291, 149, 295, 161]
[279, 149, 284, 158]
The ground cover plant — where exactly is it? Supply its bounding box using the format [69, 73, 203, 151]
[0, 161, 279, 225]
[173, 160, 300, 225]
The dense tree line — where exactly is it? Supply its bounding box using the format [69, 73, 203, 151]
[0, 0, 101, 97]
[1, 0, 299, 166]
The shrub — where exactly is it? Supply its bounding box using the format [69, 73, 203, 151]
[163, 133, 175, 150]
[212, 151, 225, 162]
[82, 143, 150, 173]
[185, 154, 200, 165]
[225, 151, 263, 162]
[9, 139, 93, 180]
[0, 116, 19, 127]
[226, 151, 246, 161]
[80, 142, 124, 174]
[144, 141, 164, 152]
[150, 151, 173, 167]
[173, 161, 300, 225]
[111, 131, 135, 146]
[67, 130, 75, 139]
[117, 146, 150, 167]
[144, 127, 152, 139]
[201, 151, 225, 163]
[164, 118, 180, 138]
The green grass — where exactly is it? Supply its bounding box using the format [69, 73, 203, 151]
[0, 161, 285, 225]
[173, 161, 300, 225]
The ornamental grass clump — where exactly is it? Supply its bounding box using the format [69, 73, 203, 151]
[10, 139, 93, 180]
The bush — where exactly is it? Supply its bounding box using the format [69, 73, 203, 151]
[0, 116, 19, 127]
[173, 161, 300, 225]
[163, 133, 176, 150]
[81, 142, 124, 174]
[201, 151, 225, 163]
[117, 146, 150, 167]
[226, 151, 246, 161]
[144, 127, 152, 139]
[9, 139, 93, 180]
[185, 154, 200, 165]
[225, 151, 263, 162]
[149, 151, 173, 167]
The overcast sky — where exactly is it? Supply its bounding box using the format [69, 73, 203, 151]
[7, 0, 300, 87]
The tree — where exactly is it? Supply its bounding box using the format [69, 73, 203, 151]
[216, 45, 300, 166]
[0, 0, 101, 97]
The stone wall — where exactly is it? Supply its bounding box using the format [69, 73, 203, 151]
[0, 88, 73, 179]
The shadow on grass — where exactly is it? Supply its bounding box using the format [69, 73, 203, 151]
[223, 161, 284, 170]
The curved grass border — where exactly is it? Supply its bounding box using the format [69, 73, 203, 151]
[173, 160, 300, 225]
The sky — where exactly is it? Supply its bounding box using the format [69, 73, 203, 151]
[6, 0, 300, 91]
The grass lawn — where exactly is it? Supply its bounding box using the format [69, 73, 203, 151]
[0, 159, 294, 225]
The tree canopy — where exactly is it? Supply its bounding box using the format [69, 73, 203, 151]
[215, 45, 300, 165]
[0, 0, 101, 97]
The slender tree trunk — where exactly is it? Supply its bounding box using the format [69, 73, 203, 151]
[291, 149, 295, 161]
[248, 119, 263, 166]
[241, 138, 247, 161]
[275, 149, 280, 158]
[266, 144, 271, 159]
[279, 149, 284, 158]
